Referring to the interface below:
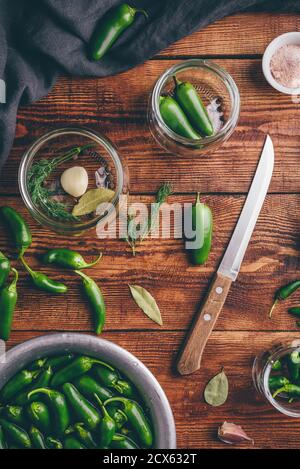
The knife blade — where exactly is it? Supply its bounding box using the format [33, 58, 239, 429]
[218, 134, 274, 281]
[177, 135, 274, 375]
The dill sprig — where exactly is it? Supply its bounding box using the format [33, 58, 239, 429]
[126, 182, 173, 255]
[28, 144, 93, 221]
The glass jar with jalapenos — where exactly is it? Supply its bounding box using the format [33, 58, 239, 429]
[253, 341, 300, 417]
[148, 59, 240, 157]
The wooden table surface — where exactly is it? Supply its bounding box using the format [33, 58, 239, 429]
[1, 12, 300, 449]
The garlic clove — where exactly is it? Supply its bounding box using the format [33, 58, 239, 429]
[61, 166, 89, 198]
[218, 421, 254, 445]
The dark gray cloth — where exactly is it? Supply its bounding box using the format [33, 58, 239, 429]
[0, 0, 300, 170]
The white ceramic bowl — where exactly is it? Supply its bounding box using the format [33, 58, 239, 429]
[0, 333, 176, 449]
[262, 32, 300, 95]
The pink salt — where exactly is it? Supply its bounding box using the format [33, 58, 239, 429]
[270, 44, 300, 89]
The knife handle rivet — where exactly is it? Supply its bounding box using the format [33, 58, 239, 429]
[204, 313, 211, 321]
[216, 287, 223, 295]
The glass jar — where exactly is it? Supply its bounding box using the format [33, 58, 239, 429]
[148, 59, 240, 156]
[18, 127, 129, 235]
[253, 339, 300, 417]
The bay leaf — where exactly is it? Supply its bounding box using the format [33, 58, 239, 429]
[72, 188, 115, 216]
[129, 285, 163, 326]
[204, 368, 228, 406]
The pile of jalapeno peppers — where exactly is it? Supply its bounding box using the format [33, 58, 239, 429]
[0, 206, 106, 340]
[269, 352, 300, 402]
[159, 75, 214, 140]
[0, 353, 153, 449]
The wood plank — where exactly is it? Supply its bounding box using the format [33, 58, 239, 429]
[0, 194, 299, 333]
[3, 59, 300, 195]
[4, 330, 300, 449]
[159, 13, 300, 57]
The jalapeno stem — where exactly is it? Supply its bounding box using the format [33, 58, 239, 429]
[134, 9, 148, 19]
[27, 387, 51, 400]
[269, 299, 279, 319]
[94, 393, 108, 416]
[79, 253, 102, 269]
[103, 397, 127, 407]
[9, 268, 18, 289]
[272, 386, 286, 399]
[20, 256, 34, 276]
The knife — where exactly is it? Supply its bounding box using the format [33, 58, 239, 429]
[177, 135, 274, 375]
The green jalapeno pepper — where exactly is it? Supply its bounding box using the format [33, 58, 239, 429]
[26, 401, 52, 435]
[27, 358, 48, 371]
[21, 256, 68, 294]
[93, 364, 119, 387]
[268, 376, 289, 390]
[0, 369, 39, 403]
[159, 96, 201, 140]
[75, 270, 106, 334]
[15, 366, 53, 406]
[114, 379, 137, 399]
[269, 280, 300, 318]
[273, 383, 300, 399]
[185, 193, 213, 265]
[90, 3, 148, 61]
[271, 359, 282, 371]
[28, 389, 70, 436]
[0, 405, 26, 427]
[64, 435, 86, 449]
[46, 353, 74, 371]
[106, 404, 128, 430]
[173, 76, 214, 137]
[287, 351, 300, 382]
[0, 252, 10, 288]
[104, 398, 153, 448]
[93, 365, 134, 397]
[289, 307, 300, 316]
[62, 383, 100, 431]
[66, 423, 97, 449]
[43, 249, 102, 270]
[0, 207, 32, 258]
[0, 424, 7, 449]
[0, 268, 18, 341]
[94, 394, 115, 447]
[111, 433, 139, 449]
[51, 356, 113, 387]
[29, 426, 46, 449]
[73, 374, 114, 403]
[0, 419, 31, 449]
[46, 436, 63, 449]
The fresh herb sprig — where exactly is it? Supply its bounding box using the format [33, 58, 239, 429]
[125, 182, 173, 255]
[28, 144, 93, 221]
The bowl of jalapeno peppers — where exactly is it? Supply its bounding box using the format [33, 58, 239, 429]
[0, 333, 176, 449]
[148, 59, 240, 157]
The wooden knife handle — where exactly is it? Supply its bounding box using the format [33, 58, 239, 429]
[177, 272, 232, 375]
